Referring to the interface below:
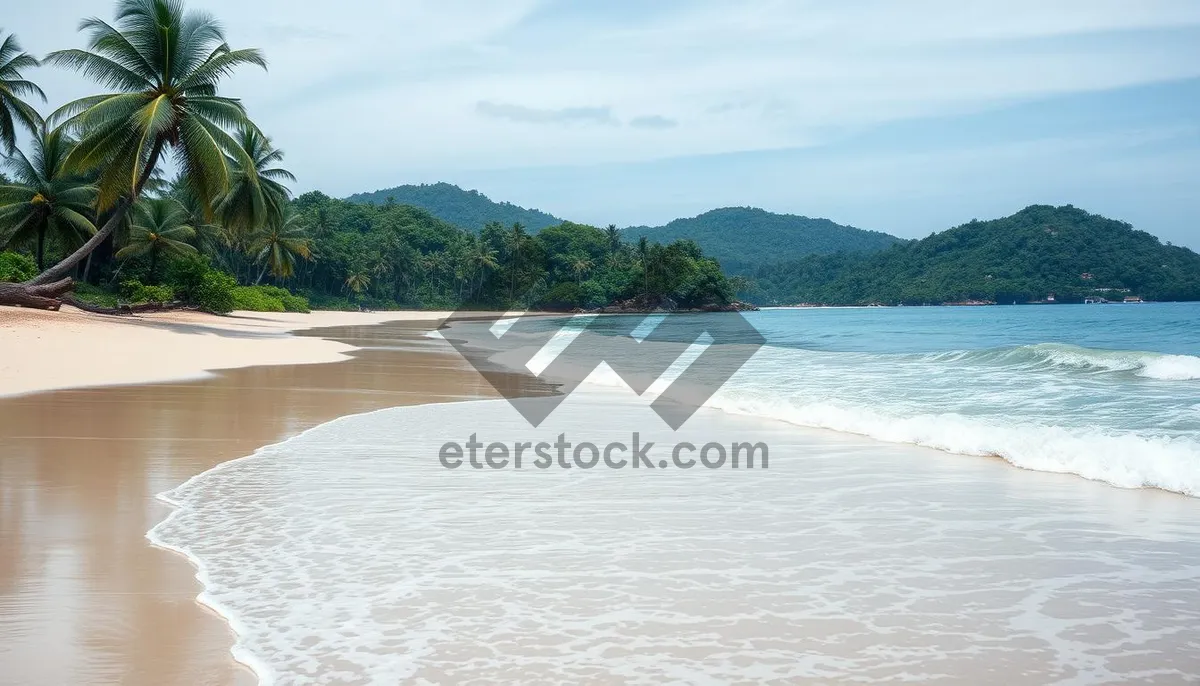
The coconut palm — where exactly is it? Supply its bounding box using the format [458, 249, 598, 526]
[116, 197, 197, 283]
[217, 125, 294, 238]
[30, 0, 266, 287]
[468, 239, 498, 296]
[637, 235, 650, 294]
[0, 30, 44, 155]
[344, 271, 370, 298]
[605, 224, 621, 253]
[506, 222, 526, 302]
[0, 126, 98, 269]
[249, 210, 310, 283]
[572, 256, 593, 283]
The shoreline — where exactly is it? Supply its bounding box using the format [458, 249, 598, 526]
[0, 313, 551, 685]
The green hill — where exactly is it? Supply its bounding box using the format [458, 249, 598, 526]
[624, 207, 902, 274]
[751, 205, 1200, 305]
[346, 182, 564, 233]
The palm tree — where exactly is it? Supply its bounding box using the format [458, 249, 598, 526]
[30, 0, 266, 288]
[572, 256, 593, 283]
[344, 271, 370, 298]
[637, 235, 650, 295]
[605, 224, 621, 253]
[506, 222, 526, 302]
[468, 239, 498, 296]
[0, 126, 98, 270]
[250, 210, 310, 283]
[116, 197, 197, 283]
[0, 30, 44, 155]
[217, 125, 294, 238]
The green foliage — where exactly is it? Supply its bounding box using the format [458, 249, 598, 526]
[45, 0, 267, 213]
[0, 30, 45, 155]
[625, 207, 901, 275]
[230, 285, 310, 313]
[195, 270, 237, 314]
[285, 193, 735, 311]
[0, 250, 36, 282]
[71, 282, 119, 307]
[120, 279, 173, 303]
[0, 125, 97, 270]
[231, 285, 285, 312]
[753, 205, 1200, 305]
[346, 182, 563, 233]
[164, 254, 216, 303]
[256, 285, 309, 313]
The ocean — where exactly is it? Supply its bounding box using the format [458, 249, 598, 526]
[151, 303, 1200, 684]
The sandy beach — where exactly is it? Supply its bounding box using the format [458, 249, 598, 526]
[0, 307, 459, 399]
[0, 307, 547, 686]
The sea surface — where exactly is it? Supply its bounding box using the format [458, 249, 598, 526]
[151, 304, 1200, 684]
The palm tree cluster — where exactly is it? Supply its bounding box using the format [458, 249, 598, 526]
[0, 1, 310, 309]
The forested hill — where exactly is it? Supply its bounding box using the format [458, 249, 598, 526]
[346, 182, 564, 233]
[624, 207, 902, 274]
[751, 205, 1200, 305]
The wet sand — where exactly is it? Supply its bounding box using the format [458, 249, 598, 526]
[0, 320, 548, 686]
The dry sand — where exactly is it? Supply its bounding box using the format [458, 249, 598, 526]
[0, 310, 549, 686]
[0, 306, 454, 398]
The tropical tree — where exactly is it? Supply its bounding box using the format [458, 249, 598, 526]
[468, 238, 498, 296]
[0, 30, 44, 155]
[0, 126, 98, 269]
[605, 224, 621, 253]
[572, 256, 593, 283]
[23, 0, 267, 294]
[217, 125, 294, 237]
[506, 222, 525, 302]
[116, 197, 197, 283]
[250, 209, 310, 283]
[637, 235, 650, 294]
[344, 271, 370, 298]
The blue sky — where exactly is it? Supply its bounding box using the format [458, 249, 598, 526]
[18, 0, 1200, 246]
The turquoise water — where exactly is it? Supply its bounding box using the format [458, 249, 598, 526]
[544, 303, 1200, 494]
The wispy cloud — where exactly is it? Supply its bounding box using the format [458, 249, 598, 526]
[630, 115, 678, 130]
[476, 101, 619, 126]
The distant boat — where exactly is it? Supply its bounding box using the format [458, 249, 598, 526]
[1123, 296, 1145, 303]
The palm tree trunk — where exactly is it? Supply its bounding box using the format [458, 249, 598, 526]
[148, 250, 158, 285]
[255, 263, 268, 285]
[36, 227, 45, 271]
[26, 140, 164, 288]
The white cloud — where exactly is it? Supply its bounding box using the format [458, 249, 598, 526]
[10, 0, 1200, 198]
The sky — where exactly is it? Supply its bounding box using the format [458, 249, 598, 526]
[12, 0, 1200, 247]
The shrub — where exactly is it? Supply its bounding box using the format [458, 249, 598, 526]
[255, 285, 310, 313]
[279, 293, 310, 313]
[120, 279, 174, 304]
[195, 271, 236, 314]
[164, 255, 212, 303]
[72, 283, 120, 308]
[0, 251, 36, 283]
[538, 282, 584, 311]
[230, 286, 285, 312]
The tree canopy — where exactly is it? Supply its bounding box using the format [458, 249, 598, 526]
[347, 182, 563, 234]
[625, 207, 901, 275]
[752, 205, 1200, 305]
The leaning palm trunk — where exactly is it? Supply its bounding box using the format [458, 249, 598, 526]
[4, 141, 163, 307]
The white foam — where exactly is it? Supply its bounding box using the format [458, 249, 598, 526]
[148, 394, 1200, 685]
